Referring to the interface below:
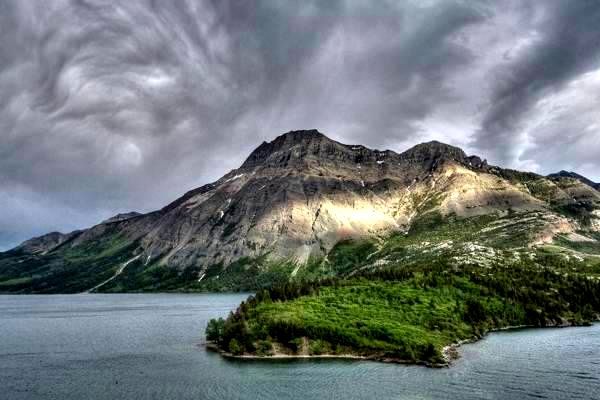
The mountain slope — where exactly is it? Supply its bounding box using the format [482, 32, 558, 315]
[1, 129, 599, 293]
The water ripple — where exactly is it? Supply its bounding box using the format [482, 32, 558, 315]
[1, 294, 599, 400]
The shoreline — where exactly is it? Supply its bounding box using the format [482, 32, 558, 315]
[440, 324, 535, 365]
[206, 342, 449, 368]
[207, 321, 596, 368]
[442, 320, 596, 365]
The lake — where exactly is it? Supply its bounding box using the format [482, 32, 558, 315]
[1, 294, 598, 400]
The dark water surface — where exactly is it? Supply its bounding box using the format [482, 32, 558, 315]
[1, 294, 598, 400]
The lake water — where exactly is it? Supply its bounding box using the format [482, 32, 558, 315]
[1, 294, 598, 400]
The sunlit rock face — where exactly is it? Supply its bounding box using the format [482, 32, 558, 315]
[82, 130, 592, 269]
[13, 130, 600, 271]
[591, 211, 600, 231]
[122, 130, 502, 267]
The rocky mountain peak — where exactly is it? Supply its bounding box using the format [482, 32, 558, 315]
[240, 131, 489, 173]
[240, 129, 343, 169]
[399, 140, 488, 170]
[275, 129, 327, 143]
[401, 141, 466, 161]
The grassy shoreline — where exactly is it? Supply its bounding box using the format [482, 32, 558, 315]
[205, 341, 447, 367]
[206, 320, 594, 368]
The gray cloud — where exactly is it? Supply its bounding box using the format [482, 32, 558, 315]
[472, 0, 600, 167]
[1, 0, 600, 249]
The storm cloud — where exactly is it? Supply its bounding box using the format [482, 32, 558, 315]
[1, 0, 600, 249]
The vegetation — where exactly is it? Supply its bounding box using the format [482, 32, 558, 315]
[0, 230, 138, 293]
[206, 257, 600, 365]
[98, 255, 301, 293]
[205, 211, 600, 365]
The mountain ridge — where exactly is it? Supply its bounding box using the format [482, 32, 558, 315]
[9, 130, 503, 264]
[1, 129, 599, 293]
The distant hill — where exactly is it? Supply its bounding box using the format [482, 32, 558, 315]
[548, 170, 600, 191]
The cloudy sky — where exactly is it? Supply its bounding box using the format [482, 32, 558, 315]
[1, 0, 600, 250]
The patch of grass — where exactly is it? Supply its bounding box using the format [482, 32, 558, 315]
[326, 240, 377, 274]
[197, 256, 298, 292]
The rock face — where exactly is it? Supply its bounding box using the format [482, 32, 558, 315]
[3, 129, 600, 291]
[116, 129, 546, 268]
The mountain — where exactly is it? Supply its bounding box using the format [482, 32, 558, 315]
[1, 129, 599, 293]
[548, 170, 600, 191]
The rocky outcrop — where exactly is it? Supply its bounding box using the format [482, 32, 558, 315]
[101, 212, 142, 224]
